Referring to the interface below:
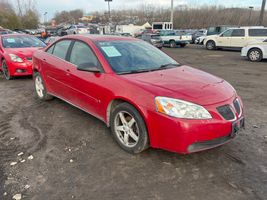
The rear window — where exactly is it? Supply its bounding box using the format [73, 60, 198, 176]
[249, 29, 267, 37]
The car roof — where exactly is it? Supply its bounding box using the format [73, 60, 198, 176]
[0, 33, 31, 38]
[62, 34, 138, 42]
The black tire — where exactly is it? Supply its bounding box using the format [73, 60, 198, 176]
[180, 43, 187, 48]
[206, 40, 216, 50]
[1, 60, 13, 80]
[170, 40, 176, 48]
[248, 48, 263, 62]
[110, 103, 149, 154]
[34, 72, 53, 101]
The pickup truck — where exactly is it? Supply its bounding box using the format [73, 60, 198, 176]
[159, 30, 191, 48]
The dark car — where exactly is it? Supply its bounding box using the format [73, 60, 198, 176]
[141, 34, 163, 49]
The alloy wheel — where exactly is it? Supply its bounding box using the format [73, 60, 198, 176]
[249, 50, 260, 61]
[114, 111, 139, 148]
[35, 75, 45, 98]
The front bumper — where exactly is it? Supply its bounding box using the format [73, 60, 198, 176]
[6, 60, 33, 76]
[144, 97, 244, 154]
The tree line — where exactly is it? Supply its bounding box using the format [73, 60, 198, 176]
[0, 1, 266, 30]
[0, 0, 39, 29]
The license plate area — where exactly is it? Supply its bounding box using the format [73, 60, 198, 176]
[231, 117, 245, 138]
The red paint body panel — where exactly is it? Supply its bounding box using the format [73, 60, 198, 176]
[33, 35, 244, 154]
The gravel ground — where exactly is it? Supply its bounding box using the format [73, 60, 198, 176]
[0, 45, 267, 200]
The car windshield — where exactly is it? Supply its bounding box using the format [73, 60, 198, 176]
[96, 40, 179, 74]
[2, 35, 46, 48]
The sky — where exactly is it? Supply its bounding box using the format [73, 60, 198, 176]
[20, 0, 266, 21]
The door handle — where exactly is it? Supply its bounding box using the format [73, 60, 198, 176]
[66, 69, 70, 76]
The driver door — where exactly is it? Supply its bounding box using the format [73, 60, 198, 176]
[64, 40, 105, 118]
[217, 29, 233, 47]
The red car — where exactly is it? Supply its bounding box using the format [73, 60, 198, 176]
[33, 35, 245, 154]
[0, 34, 46, 80]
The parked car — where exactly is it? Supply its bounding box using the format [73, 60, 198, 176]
[65, 25, 88, 35]
[192, 30, 207, 44]
[141, 34, 163, 48]
[241, 39, 267, 62]
[0, 29, 14, 35]
[0, 34, 46, 80]
[32, 35, 244, 154]
[44, 36, 60, 45]
[206, 25, 237, 36]
[204, 26, 267, 50]
[159, 30, 191, 48]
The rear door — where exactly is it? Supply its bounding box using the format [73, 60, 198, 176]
[230, 29, 246, 47]
[41, 39, 73, 99]
[217, 29, 233, 47]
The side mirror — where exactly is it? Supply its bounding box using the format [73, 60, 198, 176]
[77, 63, 101, 73]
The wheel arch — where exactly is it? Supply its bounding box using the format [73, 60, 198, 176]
[106, 98, 148, 128]
[247, 47, 263, 57]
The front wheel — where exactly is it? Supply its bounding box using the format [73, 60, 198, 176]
[2, 60, 13, 80]
[206, 40, 216, 50]
[248, 48, 263, 62]
[180, 43, 187, 48]
[110, 103, 149, 154]
[34, 72, 53, 100]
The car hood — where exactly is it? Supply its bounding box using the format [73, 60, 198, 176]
[121, 66, 236, 106]
[6, 47, 41, 58]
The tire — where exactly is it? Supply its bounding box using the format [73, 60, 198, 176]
[1, 60, 13, 80]
[34, 72, 53, 101]
[206, 40, 216, 50]
[180, 43, 186, 48]
[170, 40, 176, 48]
[110, 103, 149, 154]
[248, 48, 263, 62]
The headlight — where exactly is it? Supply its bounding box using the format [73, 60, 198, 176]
[9, 54, 23, 63]
[155, 97, 212, 119]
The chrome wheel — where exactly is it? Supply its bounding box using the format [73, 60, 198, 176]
[249, 50, 261, 61]
[35, 75, 44, 98]
[170, 41, 176, 48]
[114, 111, 139, 148]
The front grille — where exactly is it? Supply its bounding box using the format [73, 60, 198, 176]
[217, 105, 235, 120]
[233, 99, 241, 116]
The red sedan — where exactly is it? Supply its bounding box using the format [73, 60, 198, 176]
[32, 35, 245, 154]
[0, 34, 46, 80]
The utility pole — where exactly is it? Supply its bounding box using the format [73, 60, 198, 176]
[105, 0, 112, 22]
[259, 0, 266, 26]
[170, 0, 174, 23]
[248, 6, 254, 25]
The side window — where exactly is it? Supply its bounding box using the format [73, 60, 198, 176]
[249, 29, 267, 37]
[46, 45, 54, 54]
[69, 41, 100, 68]
[221, 29, 233, 37]
[52, 40, 72, 60]
[231, 29, 245, 37]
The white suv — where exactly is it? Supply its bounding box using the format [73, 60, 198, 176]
[204, 27, 267, 50]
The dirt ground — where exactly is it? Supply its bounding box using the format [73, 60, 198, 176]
[0, 45, 267, 200]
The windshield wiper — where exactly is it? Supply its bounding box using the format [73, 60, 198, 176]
[159, 63, 180, 69]
[117, 69, 153, 75]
